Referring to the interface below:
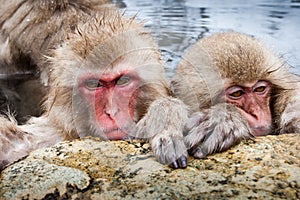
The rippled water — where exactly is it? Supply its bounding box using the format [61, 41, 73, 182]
[117, 0, 300, 76]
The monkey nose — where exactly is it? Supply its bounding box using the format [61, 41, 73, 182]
[249, 103, 264, 120]
[104, 106, 118, 118]
[248, 109, 259, 119]
[244, 102, 260, 119]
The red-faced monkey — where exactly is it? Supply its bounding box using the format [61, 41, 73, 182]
[172, 32, 300, 158]
[0, 2, 188, 170]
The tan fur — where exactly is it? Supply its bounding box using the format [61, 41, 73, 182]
[0, 0, 110, 73]
[0, 2, 188, 170]
[44, 10, 168, 138]
[0, 0, 110, 119]
[172, 32, 300, 158]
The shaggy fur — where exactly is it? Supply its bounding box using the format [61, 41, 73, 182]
[0, 1, 188, 170]
[172, 32, 300, 158]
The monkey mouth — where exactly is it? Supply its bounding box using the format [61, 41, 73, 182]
[251, 126, 271, 136]
[103, 127, 123, 133]
[235, 107, 272, 136]
[102, 127, 129, 140]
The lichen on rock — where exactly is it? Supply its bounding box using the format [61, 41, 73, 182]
[0, 134, 299, 199]
[0, 160, 90, 199]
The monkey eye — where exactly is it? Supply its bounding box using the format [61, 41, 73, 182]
[254, 86, 266, 93]
[229, 90, 244, 98]
[226, 86, 245, 100]
[116, 76, 130, 86]
[84, 79, 102, 90]
[253, 81, 269, 94]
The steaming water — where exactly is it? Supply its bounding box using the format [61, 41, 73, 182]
[117, 0, 300, 76]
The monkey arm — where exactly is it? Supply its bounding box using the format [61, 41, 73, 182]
[184, 103, 254, 158]
[0, 116, 35, 170]
[136, 97, 189, 168]
[279, 85, 300, 133]
[0, 116, 63, 170]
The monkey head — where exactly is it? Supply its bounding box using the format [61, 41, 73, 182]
[45, 11, 168, 140]
[199, 32, 292, 136]
[173, 32, 293, 137]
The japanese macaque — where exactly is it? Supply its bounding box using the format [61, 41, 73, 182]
[0, 78, 45, 123]
[0, 3, 188, 170]
[0, 33, 41, 121]
[0, 0, 111, 78]
[0, 35, 45, 122]
[172, 32, 300, 159]
[0, 0, 110, 120]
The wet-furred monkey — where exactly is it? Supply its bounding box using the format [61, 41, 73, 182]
[0, 1, 188, 170]
[172, 32, 300, 159]
[0, 0, 113, 121]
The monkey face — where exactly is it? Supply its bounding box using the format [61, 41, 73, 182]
[76, 65, 141, 140]
[48, 17, 166, 140]
[225, 80, 272, 136]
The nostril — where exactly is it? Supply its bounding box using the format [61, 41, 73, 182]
[104, 106, 119, 118]
[249, 112, 258, 120]
[104, 109, 113, 118]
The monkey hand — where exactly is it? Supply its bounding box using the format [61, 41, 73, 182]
[279, 90, 300, 133]
[136, 97, 189, 169]
[150, 129, 188, 169]
[184, 104, 254, 158]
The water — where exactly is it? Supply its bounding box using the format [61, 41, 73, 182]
[116, 0, 300, 76]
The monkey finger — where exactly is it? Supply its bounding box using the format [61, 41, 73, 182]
[192, 147, 206, 159]
[169, 155, 187, 169]
[187, 145, 207, 159]
[184, 121, 209, 149]
[177, 155, 188, 168]
[184, 111, 208, 133]
[169, 162, 178, 169]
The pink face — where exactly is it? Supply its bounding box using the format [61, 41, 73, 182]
[225, 80, 272, 136]
[78, 70, 140, 140]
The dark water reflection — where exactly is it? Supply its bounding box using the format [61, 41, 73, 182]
[116, 0, 300, 76]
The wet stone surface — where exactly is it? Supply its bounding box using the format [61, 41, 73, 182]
[0, 134, 299, 199]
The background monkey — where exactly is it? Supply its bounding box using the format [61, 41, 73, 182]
[0, 0, 110, 121]
[0, 2, 188, 170]
[172, 32, 300, 158]
[0, 0, 110, 76]
[0, 33, 45, 122]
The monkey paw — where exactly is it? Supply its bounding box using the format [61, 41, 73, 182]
[184, 105, 253, 158]
[169, 155, 187, 169]
[150, 129, 188, 169]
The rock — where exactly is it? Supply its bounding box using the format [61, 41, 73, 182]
[0, 134, 299, 199]
[0, 160, 90, 199]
